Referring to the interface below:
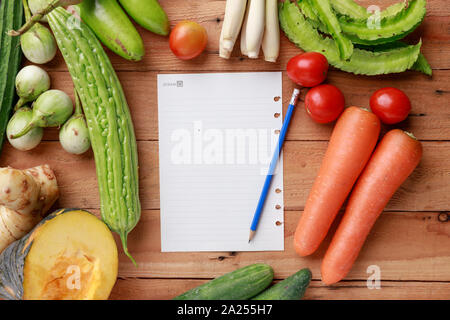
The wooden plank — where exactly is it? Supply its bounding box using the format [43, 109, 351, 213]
[109, 278, 450, 300]
[0, 141, 448, 212]
[39, 1, 450, 72]
[107, 210, 450, 281]
[44, 70, 450, 141]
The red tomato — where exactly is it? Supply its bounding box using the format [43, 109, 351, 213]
[305, 84, 345, 123]
[287, 52, 329, 87]
[169, 21, 208, 60]
[369, 87, 411, 124]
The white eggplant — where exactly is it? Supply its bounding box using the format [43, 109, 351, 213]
[7, 107, 43, 151]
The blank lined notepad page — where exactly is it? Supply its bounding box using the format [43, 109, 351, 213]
[158, 72, 284, 252]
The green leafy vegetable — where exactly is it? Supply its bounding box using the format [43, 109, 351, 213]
[279, 1, 421, 75]
[308, 0, 353, 60]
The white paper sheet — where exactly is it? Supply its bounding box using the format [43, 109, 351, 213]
[158, 72, 284, 252]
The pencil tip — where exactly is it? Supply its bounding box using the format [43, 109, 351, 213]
[248, 230, 255, 243]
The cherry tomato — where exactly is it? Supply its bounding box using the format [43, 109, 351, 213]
[287, 52, 329, 87]
[169, 21, 208, 60]
[369, 87, 411, 124]
[305, 84, 345, 123]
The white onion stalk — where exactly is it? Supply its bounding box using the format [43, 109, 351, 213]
[220, 0, 247, 59]
[261, 0, 279, 62]
[240, 3, 251, 56]
[245, 0, 265, 59]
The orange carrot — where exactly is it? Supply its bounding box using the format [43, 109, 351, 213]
[321, 129, 423, 285]
[294, 107, 381, 257]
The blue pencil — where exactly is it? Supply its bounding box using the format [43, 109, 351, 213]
[248, 88, 300, 242]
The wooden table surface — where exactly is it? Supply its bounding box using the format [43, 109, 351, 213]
[2, 0, 449, 300]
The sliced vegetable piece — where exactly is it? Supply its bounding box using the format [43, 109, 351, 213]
[309, 0, 353, 60]
[0, 209, 118, 300]
[321, 130, 423, 285]
[279, 1, 421, 75]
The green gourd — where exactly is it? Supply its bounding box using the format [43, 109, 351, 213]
[47, 7, 141, 264]
[174, 264, 274, 300]
[77, 0, 145, 61]
[280, 1, 421, 75]
[0, 0, 23, 153]
[118, 0, 170, 36]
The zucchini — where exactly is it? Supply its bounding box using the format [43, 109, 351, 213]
[173, 264, 274, 300]
[308, 0, 353, 60]
[252, 268, 312, 300]
[0, 0, 23, 153]
[77, 0, 145, 61]
[47, 7, 141, 264]
[280, 1, 421, 75]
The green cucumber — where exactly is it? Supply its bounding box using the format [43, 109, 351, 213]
[252, 268, 312, 300]
[0, 0, 23, 153]
[309, 0, 353, 60]
[280, 1, 421, 75]
[173, 264, 274, 300]
[47, 7, 141, 264]
[118, 0, 170, 36]
[77, 0, 144, 61]
[338, 0, 426, 45]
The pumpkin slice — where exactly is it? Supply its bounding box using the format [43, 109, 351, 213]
[0, 209, 118, 300]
